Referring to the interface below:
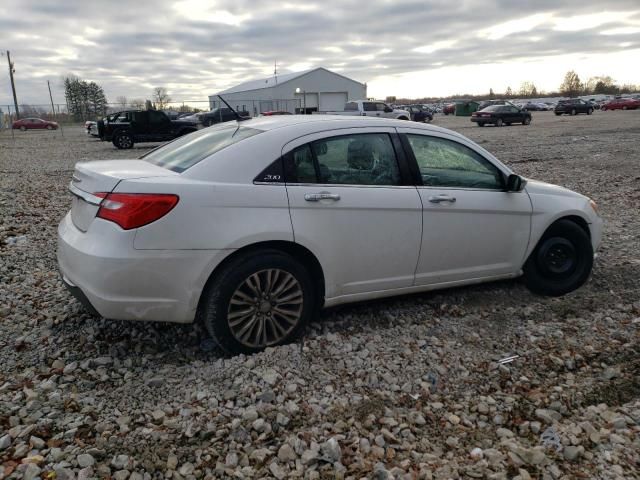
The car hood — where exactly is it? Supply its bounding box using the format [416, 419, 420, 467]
[524, 178, 587, 200]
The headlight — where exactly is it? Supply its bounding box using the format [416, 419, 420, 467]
[589, 199, 599, 215]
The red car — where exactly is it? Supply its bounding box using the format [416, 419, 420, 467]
[601, 98, 640, 111]
[12, 118, 59, 130]
[442, 103, 455, 115]
[261, 111, 293, 116]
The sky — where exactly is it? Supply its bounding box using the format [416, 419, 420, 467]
[1, 0, 639, 108]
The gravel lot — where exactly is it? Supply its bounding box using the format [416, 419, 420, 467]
[1, 111, 639, 479]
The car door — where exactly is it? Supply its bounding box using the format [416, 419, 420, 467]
[147, 110, 171, 140]
[283, 127, 423, 299]
[506, 106, 521, 124]
[397, 128, 532, 285]
[362, 102, 377, 117]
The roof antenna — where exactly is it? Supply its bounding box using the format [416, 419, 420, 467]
[217, 95, 249, 121]
[274, 59, 278, 85]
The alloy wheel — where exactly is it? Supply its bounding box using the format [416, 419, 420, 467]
[227, 269, 303, 348]
[118, 135, 132, 148]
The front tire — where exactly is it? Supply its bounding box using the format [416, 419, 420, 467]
[555, 112, 562, 116]
[46, 125, 53, 130]
[523, 117, 531, 125]
[495, 118, 503, 127]
[587, 108, 593, 115]
[478, 122, 485, 127]
[523, 220, 593, 296]
[113, 132, 134, 149]
[200, 250, 316, 355]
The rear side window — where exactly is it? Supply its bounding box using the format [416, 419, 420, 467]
[285, 133, 401, 186]
[142, 125, 263, 173]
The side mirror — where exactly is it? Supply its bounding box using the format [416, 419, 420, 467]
[506, 174, 526, 192]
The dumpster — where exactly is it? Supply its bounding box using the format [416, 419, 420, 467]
[454, 100, 479, 116]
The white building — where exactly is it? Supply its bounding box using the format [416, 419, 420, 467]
[209, 67, 367, 115]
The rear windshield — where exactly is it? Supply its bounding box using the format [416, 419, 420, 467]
[142, 125, 263, 173]
[481, 106, 502, 112]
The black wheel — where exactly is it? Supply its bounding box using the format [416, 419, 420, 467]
[113, 132, 134, 149]
[587, 108, 593, 115]
[523, 220, 593, 296]
[478, 122, 485, 127]
[523, 117, 531, 125]
[46, 125, 53, 130]
[571, 108, 577, 115]
[555, 112, 562, 116]
[622, 106, 628, 110]
[199, 250, 316, 355]
[505, 122, 512, 126]
[495, 118, 503, 127]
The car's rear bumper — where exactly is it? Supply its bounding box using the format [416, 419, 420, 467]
[57, 213, 231, 324]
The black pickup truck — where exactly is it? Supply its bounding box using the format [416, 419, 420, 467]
[98, 110, 198, 149]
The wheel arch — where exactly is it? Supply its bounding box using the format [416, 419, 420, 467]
[196, 240, 326, 317]
[524, 213, 592, 264]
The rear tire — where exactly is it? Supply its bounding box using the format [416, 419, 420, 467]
[555, 112, 562, 116]
[571, 109, 577, 115]
[199, 250, 316, 355]
[496, 118, 503, 127]
[478, 122, 485, 127]
[113, 132, 134, 149]
[523, 220, 593, 296]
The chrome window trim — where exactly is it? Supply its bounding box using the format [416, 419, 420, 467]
[68, 182, 103, 206]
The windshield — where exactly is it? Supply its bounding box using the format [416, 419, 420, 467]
[142, 124, 263, 173]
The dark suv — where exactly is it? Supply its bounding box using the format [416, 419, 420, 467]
[98, 110, 198, 149]
[554, 99, 594, 116]
[198, 108, 250, 127]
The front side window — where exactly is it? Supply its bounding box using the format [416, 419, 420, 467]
[407, 134, 503, 190]
[286, 133, 401, 186]
[363, 102, 376, 112]
[142, 125, 263, 173]
[376, 103, 387, 112]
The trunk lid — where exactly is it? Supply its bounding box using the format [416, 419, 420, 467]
[69, 160, 178, 232]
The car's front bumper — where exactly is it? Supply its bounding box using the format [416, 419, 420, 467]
[57, 213, 231, 324]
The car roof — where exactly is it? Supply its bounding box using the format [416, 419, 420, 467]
[237, 114, 456, 136]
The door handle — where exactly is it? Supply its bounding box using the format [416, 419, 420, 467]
[304, 192, 341, 202]
[428, 195, 456, 204]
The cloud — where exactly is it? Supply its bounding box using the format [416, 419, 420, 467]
[0, 0, 638, 108]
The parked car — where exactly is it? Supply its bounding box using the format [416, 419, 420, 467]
[85, 121, 99, 137]
[97, 110, 198, 149]
[12, 118, 58, 131]
[58, 115, 602, 354]
[470, 105, 532, 127]
[400, 105, 433, 123]
[261, 111, 293, 116]
[554, 99, 594, 116]
[442, 103, 455, 115]
[521, 102, 547, 111]
[197, 107, 250, 126]
[326, 100, 410, 120]
[477, 100, 515, 111]
[601, 98, 640, 111]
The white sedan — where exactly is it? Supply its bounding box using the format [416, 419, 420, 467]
[58, 116, 602, 354]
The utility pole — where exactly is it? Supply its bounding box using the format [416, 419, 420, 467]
[48, 80, 63, 136]
[6, 51, 20, 119]
[47, 80, 55, 115]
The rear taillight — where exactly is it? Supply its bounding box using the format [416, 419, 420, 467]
[94, 193, 179, 230]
